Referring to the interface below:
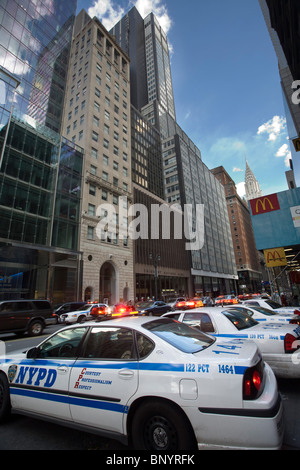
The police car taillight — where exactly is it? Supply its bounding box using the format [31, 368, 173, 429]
[243, 362, 264, 400]
[284, 333, 300, 353]
[289, 318, 300, 325]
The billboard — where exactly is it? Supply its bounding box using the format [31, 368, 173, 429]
[249, 193, 280, 216]
[264, 247, 287, 267]
[249, 187, 300, 250]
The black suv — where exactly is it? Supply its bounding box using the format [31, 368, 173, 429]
[0, 300, 54, 336]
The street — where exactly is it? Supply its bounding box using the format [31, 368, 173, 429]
[0, 324, 299, 451]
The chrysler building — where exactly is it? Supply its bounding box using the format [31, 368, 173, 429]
[245, 160, 263, 201]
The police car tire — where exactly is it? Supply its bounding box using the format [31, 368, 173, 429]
[131, 400, 196, 451]
[0, 374, 11, 423]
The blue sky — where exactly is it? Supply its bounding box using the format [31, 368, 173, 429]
[76, 0, 292, 197]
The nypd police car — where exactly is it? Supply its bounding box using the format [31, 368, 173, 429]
[59, 303, 110, 324]
[242, 298, 298, 315]
[0, 316, 283, 450]
[163, 307, 300, 378]
[226, 305, 300, 325]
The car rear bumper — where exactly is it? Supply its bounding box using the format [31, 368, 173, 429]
[263, 353, 300, 378]
[184, 363, 284, 450]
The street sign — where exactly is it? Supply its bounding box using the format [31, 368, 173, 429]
[292, 138, 300, 152]
[264, 247, 287, 267]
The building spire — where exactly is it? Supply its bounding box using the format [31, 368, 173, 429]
[244, 159, 262, 201]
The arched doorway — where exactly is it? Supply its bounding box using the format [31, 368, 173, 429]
[84, 286, 94, 302]
[99, 262, 116, 305]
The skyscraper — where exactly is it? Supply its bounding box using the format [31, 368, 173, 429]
[0, 0, 84, 302]
[112, 6, 238, 297]
[110, 7, 176, 120]
[259, 0, 300, 186]
[244, 160, 263, 201]
[61, 10, 135, 304]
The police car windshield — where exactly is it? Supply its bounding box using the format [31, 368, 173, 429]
[142, 318, 215, 353]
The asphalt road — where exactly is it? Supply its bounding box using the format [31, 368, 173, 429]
[0, 324, 299, 451]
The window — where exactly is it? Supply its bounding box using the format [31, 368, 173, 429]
[143, 318, 214, 353]
[89, 184, 96, 196]
[92, 131, 98, 142]
[87, 226, 94, 240]
[91, 147, 98, 159]
[88, 203, 96, 216]
[84, 327, 137, 360]
[103, 154, 109, 166]
[182, 312, 215, 333]
[90, 164, 97, 175]
[35, 328, 87, 358]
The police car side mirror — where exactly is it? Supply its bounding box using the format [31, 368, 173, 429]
[26, 347, 38, 359]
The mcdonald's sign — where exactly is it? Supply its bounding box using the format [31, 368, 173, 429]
[249, 193, 280, 216]
[264, 247, 287, 267]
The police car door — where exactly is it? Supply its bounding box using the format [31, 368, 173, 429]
[69, 326, 138, 434]
[9, 327, 88, 420]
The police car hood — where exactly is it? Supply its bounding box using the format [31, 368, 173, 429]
[194, 337, 262, 368]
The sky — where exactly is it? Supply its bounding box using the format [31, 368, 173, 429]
[76, 0, 292, 198]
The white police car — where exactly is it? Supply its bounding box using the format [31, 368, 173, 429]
[226, 305, 300, 325]
[0, 316, 283, 450]
[163, 307, 300, 379]
[242, 298, 298, 315]
[59, 303, 110, 324]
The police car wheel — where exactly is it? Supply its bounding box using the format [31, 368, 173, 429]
[0, 374, 11, 423]
[131, 401, 195, 451]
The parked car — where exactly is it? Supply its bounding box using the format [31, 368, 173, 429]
[54, 302, 86, 322]
[226, 305, 300, 325]
[0, 316, 283, 450]
[90, 303, 112, 319]
[136, 301, 173, 316]
[59, 303, 104, 324]
[0, 300, 54, 336]
[162, 307, 300, 378]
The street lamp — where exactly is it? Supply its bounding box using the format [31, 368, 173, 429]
[149, 253, 160, 300]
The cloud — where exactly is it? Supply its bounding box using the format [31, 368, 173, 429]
[88, 0, 126, 30]
[233, 167, 243, 172]
[133, 0, 172, 34]
[276, 143, 292, 167]
[88, 0, 172, 34]
[257, 115, 286, 142]
[236, 182, 245, 198]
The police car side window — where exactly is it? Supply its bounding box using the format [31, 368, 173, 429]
[136, 332, 154, 359]
[84, 327, 137, 360]
[183, 312, 215, 333]
[37, 328, 87, 358]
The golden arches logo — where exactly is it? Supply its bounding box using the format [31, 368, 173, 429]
[255, 197, 273, 213]
[250, 193, 280, 216]
[264, 248, 287, 267]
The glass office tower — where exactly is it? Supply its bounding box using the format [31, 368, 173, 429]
[0, 0, 84, 302]
[112, 7, 238, 296]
